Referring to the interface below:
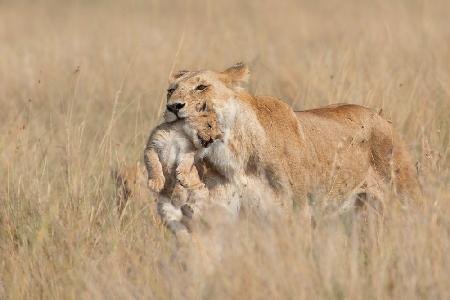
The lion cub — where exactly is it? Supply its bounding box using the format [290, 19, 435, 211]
[144, 112, 222, 236]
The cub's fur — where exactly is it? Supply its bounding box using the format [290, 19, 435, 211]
[143, 112, 222, 236]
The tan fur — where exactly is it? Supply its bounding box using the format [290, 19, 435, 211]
[112, 162, 150, 215]
[116, 63, 421, 231]
[166, 63, 422, 219]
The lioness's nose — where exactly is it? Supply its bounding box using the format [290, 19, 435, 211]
[166, 102, 185, 113]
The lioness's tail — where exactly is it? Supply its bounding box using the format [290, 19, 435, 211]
[370, 114, 422, 202]
[391, 133, 422, 199]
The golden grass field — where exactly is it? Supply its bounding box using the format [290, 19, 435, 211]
[1, 0, 449, 299]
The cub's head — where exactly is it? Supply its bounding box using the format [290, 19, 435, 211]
[185, 112, 223, 149]
[164, 62, 249, 122]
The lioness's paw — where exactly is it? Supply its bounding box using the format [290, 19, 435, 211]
[147, 176, 165, 193]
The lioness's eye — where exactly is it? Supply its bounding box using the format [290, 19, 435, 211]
[195, 84, 208, 91]
[167, 88, 175, 97]
[207, 122, 212, 129]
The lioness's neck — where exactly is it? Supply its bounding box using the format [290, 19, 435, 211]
[202, 93, 266, 181]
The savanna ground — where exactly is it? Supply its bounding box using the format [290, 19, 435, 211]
[1, 0, 449, 299]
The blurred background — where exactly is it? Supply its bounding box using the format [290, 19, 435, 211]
[0, 0, 449, 299]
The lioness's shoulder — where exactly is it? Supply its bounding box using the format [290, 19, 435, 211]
[239, 92, 291, 112]
[238, 93, 297, 125]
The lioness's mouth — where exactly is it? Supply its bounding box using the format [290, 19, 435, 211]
[171, 111, 184, 120]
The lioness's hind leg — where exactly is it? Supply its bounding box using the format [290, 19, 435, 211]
[354, 170, 385, 217]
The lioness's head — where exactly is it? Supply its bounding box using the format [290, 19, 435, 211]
[164, 62, 249, 122]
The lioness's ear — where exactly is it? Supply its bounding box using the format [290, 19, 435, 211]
[219, 62, 250, 90]
[169, 70, 190, 82]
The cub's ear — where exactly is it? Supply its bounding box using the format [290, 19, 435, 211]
[169, 70, 190, 82]
[219, 62, 250, 91]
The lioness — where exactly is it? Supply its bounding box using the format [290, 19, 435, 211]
[164, 62, 421, 219]
[144, 111, 223, 237]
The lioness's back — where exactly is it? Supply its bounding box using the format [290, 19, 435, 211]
[295, 103, 378, 125]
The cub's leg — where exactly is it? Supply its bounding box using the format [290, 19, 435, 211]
[181, 184, 210, 230]
[157, 195, 190, 239]
[187, 185, 209, 213]
[170, 152, 202, 209]
[171, 182, 189, 208]
[170, 182, 209, 232]
[175, 152, 204, 189]
[143, 146, 165, 193]
[175, 152, 210, 229]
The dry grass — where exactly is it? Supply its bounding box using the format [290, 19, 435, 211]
[1, 0, 449, 299]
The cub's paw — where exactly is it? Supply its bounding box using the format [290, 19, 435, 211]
[181, 204, 194, 219]
[176, 171, 191, 188]
[171, 184, 188, 208]
[147, 176, 165, 193]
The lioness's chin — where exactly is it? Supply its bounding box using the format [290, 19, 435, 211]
[177, 111, 188, 119]
[164, 111, 189, 122]
[163, 111, 178, 122]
